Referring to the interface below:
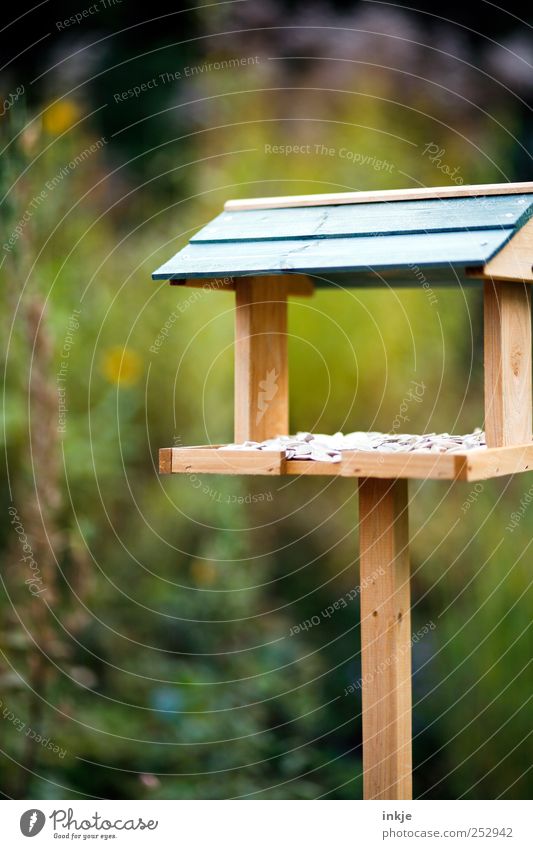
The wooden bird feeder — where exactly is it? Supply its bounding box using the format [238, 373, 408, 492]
[153, 181, 533, 800]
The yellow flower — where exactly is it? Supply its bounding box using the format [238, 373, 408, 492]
[42, 99, 81, 135]
[102, 346, 142, 386]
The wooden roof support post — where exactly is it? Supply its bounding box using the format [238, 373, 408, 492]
[358, 477, 412, 800]
[484, 280, 532, 447]
[234, 277, 289, 442]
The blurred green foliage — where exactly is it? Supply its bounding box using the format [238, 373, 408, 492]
[1, 2, 532, 800]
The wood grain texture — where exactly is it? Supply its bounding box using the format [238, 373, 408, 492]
[358, 478, 412, 800]
[475, 217, 533, 282]
[158, 444, 533, 480]
[159, 448, 173, 474]
[484, 280, 532, 447]
[170, 274, 315, 296]
[193, 196, 532, 243]
[224, 182, 533, 211]
[463, 443, 533, 479]
[234, 277, 289, 442]
[170, 446, 285, 475]
[169, 277, 235, 291]
[340, 451, 460, 480]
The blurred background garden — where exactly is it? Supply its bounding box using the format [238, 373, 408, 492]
[1, 0, 532, 799]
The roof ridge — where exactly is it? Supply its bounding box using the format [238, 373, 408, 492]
[224, 182, 533, 212]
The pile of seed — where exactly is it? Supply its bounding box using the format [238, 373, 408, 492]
[220, 429, 486, 463]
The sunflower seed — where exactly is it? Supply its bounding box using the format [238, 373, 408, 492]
[220, 429, 487, 462]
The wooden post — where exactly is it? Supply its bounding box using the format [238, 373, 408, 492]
[484, 280, 532, 448]
[358, 477, 412, 800]
[234, 276, 289, 442]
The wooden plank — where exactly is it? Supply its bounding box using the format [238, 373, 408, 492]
[484, 280, 532, 447]
[358, 478, 412, 800]
[192, 196, 532, 244]
[159, 444, 533, 480]
[340, 450, 462, 480]
[224, 182, 533, 211]
[171, 446, 285, 475]
[159, 448, 173, 474]
[284, 455, 460, 480]
[152, 229, 510, 280]
[285, 459, 342, 476]
[165, 265, 477, 290]
[234, 277, 289, 442]
[280, 275, 314, 297]
[473, 217, 533, 282]
[463, 443, 533, 480]
[286, 452, 462, 481]
[170, 277, 235, 291]
[169, 274, 315, 296]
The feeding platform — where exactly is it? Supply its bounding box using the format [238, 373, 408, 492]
[153, 181, 533, 800]
[160, 442, 533, 481]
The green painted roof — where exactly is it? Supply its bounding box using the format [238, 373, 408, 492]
[152, 192, 533, 287]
